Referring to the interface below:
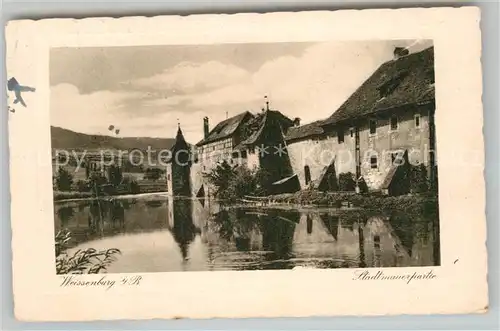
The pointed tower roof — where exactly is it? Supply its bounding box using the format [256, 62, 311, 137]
[171, 125, 190, 152]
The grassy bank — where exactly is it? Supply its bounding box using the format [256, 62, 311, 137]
[54, 191, 94, 201]
[54, 186, 168, 201]
[257, 190, 438, 214]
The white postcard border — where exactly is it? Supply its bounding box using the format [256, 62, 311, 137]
[6, 7, 487, 321]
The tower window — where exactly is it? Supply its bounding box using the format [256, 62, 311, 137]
[370, 156, 378, 169]
[337, 129, 345, 143]
[390, 116, 398, 131]
[369, 120, 377, 135]
[415, 114, 421, 128]
[304, 165, 311, 185]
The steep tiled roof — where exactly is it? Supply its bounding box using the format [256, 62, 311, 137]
[284, 120, 324, 142]
[323, 47, 435, 126]
[196, 111, 253, 146]
[235, 110, 293, 149]
[171, 126, 189, 152]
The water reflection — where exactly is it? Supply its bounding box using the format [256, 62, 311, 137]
[54, 197, 440, 273]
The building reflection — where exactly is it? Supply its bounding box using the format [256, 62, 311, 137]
[55, 196, 439, 271]
[168, 200, 440, 270]
[169, 199, 201, 262]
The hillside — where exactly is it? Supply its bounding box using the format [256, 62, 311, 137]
[51, 126, 177, 152]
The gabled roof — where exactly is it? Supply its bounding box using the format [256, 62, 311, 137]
[284, 120, 324, 142]
[234, 110, 293, 149]
[322, 46, 435, 126]
[196, 111, 253, 146]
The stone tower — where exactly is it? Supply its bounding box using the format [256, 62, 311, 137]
[170, 125, 192, 197]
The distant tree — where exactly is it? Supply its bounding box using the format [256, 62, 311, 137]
[55, 167, 74, 191]
[76, 180, 90, 192]
[107, 165, 123, 187]
[88, 172, 107, 195]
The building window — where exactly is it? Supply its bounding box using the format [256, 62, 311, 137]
[415, 114, 421, 128]
[241, 150, 247, 158]
[370, 156, 378, 169]
[167, 174, 171, 181]
[304, 165, 312, 185]
[369, 119, 377, 135]
[350, 128, 354, 137]
[390, 116, 398, 131]
[337, 129, 345, 143]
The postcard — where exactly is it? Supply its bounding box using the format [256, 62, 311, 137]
[6, 7, 487, 321]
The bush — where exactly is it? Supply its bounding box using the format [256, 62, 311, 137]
[55, 167, 74, 191]
[226, 167, 257, 201]
[410, 164, 429, 193]
[338, 172, 356, 191]
[357, 176, 369, 193]
[208, 161, 237, 199]
[254, 168, 274, 196]
[208, 162, 265, 201]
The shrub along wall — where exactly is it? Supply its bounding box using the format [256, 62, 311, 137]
[269, 190, 438, 215]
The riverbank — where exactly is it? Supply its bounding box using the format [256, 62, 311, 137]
[241, 190, 438, 214]
[53, 190, 168, 203]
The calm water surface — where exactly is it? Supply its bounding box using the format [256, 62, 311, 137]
[54, 196, 440, 273]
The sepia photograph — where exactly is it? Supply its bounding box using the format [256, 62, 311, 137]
[51, 40, 439, 274]
[6, 7, 487, 321]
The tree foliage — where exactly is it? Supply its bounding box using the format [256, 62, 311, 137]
[208, 161, 263, 201]
[55, 167, 74, 191]
[338, 172, 356, 191]
[208, 161, 237, 199]
[107, 164, 123, 187]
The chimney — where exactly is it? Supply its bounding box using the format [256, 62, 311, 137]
[293, 117, 301, 127]
[393, 47, 409, 60]
[203, 116, 209, 139]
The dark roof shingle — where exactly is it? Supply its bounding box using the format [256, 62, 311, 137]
[323, 46, 435, 126]
[196, 111, 253, 146]
[234, 110, 293, 149]
[284, 121, 324, 142]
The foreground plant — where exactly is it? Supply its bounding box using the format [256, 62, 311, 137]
[55, 229, 121, 274]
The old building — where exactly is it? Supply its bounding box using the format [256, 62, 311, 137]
[167, 46, 436, 198]
[286, 46, 436, 194]
[195, 111, 254, 172]
[187, 104, 297, 199]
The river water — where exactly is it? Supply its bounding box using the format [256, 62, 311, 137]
[54, 196, 440, 273]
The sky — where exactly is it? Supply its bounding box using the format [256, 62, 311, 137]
[50, 39, 433, 144]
